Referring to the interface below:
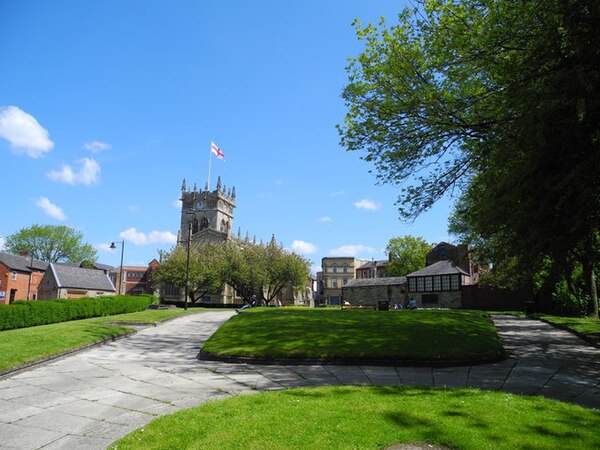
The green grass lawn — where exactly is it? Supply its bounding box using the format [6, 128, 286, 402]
[538, 315, 600, 346]
[111, 385, 600, 450]
[0, 308, 192, 372]
[202, 308, 505, 363]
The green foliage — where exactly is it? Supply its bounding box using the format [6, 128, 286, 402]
[112, 386, 600, 450]
[5, 224, 97, 263]
[341, 0, 600, 316]
[153, 243, 226, 303]
[0, 295, 155, 331]
[222, 239, 310, 304]
[385, 235, 431, 276]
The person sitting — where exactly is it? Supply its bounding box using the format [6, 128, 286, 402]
[408, 298, 417, 310]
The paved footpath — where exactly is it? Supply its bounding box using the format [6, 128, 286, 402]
[1, 312, 599, 449]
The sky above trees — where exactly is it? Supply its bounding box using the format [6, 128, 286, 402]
[0, 0, 455, 273]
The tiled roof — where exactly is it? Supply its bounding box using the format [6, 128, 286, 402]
[49, 263, 116, 291]
[406, 260, 469, 277]
[357, 260, 389, 270]
[0, 252, 49, 272]
[344, 277, 406, 288]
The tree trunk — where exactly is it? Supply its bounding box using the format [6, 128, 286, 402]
[583, 260, 598, 319]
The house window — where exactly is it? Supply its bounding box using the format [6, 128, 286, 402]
[442, 275, 450, 291]
[416, 278, 424, 292]
[409, 278, 417, 292]
[332, 263, 338, 273]
[433, 276, 441, 291]
[451, 274, 460, 290]
[342, 264, 348, 273]
[422, 294, 438, 304]
[332, 278, 338, 288]
[11, 271, 17, 281]
[343, 278, 348, 286]
[424, 276, 433, 291]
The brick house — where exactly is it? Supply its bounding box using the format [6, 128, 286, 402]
[0, 252, 49, 304]
[110, 259, 159, 296]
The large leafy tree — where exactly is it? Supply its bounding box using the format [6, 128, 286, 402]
[340, 0, 600, 316]
[5, 224, 97, 263]
[152, 243, 226, 304]
[222, 239, 310, 305]
[385, 235, 431, 276]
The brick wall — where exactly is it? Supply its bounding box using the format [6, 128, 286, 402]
[0, 262, 44, 304]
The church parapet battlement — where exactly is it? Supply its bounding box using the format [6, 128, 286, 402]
[179, 176, 236, 244]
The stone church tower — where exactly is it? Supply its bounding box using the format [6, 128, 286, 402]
[179, 176, 236, 244]
[173, 176, 237, 305]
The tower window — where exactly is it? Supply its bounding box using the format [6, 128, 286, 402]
[200, 217, 209, 230]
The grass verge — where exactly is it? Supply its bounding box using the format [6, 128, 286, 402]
[111, 385, 600, 450]
[538, 315, 600, 346]
[0, 308, 192, 373]
[202, 308, 505, 363]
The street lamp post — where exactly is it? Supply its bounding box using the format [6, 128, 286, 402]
[183, 209, 194, 310]
[110, 241, 125, 295]
[26, 250, 34, 301]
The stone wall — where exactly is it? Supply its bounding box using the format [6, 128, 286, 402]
[343, 284, 406, 308]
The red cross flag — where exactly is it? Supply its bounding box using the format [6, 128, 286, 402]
[211, 141, 225, 160]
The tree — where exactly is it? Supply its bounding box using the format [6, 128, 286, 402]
[152, 243, 226, 304]
[222, 239, 310, 305]
[5, 224, 97, 263]
[385, 235, 431, 276]
[340, 0, 600, 316]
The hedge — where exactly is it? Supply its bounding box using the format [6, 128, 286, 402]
[0, 295, 158, 331]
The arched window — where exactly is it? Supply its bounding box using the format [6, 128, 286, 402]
[332, 263, 338, 273]
[200, 217, 209, 230]
[192, 218, 199, 234]
[342, 263, 348, 273]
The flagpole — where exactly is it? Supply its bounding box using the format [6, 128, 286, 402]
[207, 142, 213, 191]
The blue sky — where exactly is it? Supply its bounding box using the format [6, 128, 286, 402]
[0, 0, 455, 273]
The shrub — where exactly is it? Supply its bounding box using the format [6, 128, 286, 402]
[0, 295, 156, 331]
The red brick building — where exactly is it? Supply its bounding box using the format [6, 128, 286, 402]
[0, 252, 48, 304]
[110, 259, 160, 296]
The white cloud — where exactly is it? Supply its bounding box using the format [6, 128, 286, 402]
[83, 140, 111, 153]
[329, 244, 375, 257]
[318, 216, 333, 223]
[291, 240, 318, 255]
[354, 199, 381, 211]
[35, 197, 66, 220]
[94, 242, 114, 252]
[172, 199, 182, 208]
[0, 106, 54, 158]
[47, 157, 100, 185]
[128, 205, 141, 213]
[120, 227, 177, 245]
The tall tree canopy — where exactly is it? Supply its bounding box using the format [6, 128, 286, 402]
[152, 243, 226, 304]
[5, 224, 97, 263]
[340, 0, 600, 316]
[385, 235, 431, 276]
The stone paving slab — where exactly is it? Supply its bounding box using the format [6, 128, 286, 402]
[1, 311, 599, 450]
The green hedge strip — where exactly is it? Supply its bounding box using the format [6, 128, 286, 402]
[0, 295, 157, 330]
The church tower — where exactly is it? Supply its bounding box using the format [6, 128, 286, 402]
[179, 176, 236, 244]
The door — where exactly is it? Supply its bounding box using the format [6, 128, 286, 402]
[9, 289, 17, 303]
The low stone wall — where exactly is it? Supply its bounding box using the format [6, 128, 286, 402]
[343, 284, 406, 308]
